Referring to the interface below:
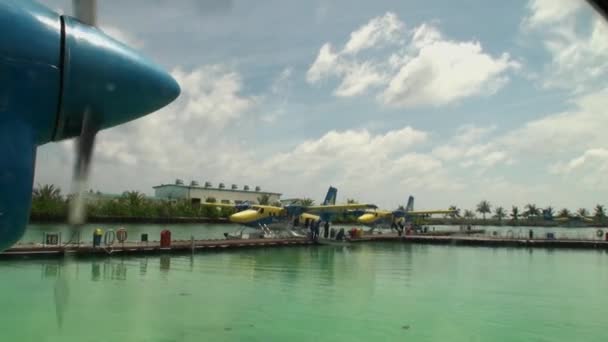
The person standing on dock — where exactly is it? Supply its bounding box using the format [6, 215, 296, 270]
[313, 220, 321, 241]
[323, 222, 330, 238]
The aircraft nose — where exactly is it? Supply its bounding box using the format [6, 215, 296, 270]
[230, 210, 258, 224]
[357, 213, 376, 224]
[53, 16, 181, 140]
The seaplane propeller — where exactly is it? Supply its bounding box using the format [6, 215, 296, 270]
[51, 0, 180, 328]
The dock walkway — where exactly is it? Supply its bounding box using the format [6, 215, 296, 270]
[349, 234, 608, 249]
[3, 233, 608, 259]
[1, 238, 313, 258]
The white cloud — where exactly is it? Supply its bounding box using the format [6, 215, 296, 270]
[522, 0, 608, 91]
[342, 12, 404, 54]
[523, 0, 584, 27]
[380, 41, 518, 107]
[549, 148, 608, 190]
[263, 67, 293, 123]
[432, 124, 509, 172]
[306, 43, 339, 83]
[499, 88, 608, 157]
[307, 12, 519, 107]
[550, 148, 608, 174]
[171, 65, 255, 126]
[75, 65, 258, 187]
[334, 62, 386, 97]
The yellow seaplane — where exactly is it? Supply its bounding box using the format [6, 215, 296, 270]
[205, 186, 377, 239]
[357, 196, 454, 234]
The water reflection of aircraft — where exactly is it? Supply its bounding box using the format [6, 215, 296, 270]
[0, 0, 180, 251]
[357, 196, 454, 234]
[207, 187, 376, 238]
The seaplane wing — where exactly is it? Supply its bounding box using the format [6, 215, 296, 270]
[398, 209, 455, 216]
[201, 202, 239, 208]
[357, 210, 393, 224]
[305, 203, 377, 214]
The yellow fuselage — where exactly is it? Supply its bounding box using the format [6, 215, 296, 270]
[230, 205, 320, 227]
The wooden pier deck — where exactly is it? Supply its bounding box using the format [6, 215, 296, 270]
[0, 238, 314, 259]
[349, 234, 608, 249]
[3, 233, 608, 259]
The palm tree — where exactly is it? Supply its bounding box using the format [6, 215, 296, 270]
[463, 210, 476, 219]
[594, 205, 606, 222]
[346, 198, 358, 204]
[32, 184, 62, 201]
[577, 208, 589, 217]
[448, 205, 461, 218]
[510, 206, 519, 221]
[558, 208, 571, 218]
[543, 206, 554, 220]
[300, 198, 315, 206]
[494, 207, 506, 222]
[476, 200, 491, 220]
[257, 194, 270, 205]
[523, 204, 540, 219]
[122, 191, 145, 207]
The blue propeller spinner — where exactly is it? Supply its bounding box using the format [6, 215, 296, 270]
[0, 0, 181, 251]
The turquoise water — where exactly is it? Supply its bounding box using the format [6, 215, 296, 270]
[1, 241, 608, 341]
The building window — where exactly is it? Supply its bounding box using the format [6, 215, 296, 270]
[221, 199, 230, 204]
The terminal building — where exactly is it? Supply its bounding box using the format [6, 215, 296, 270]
[153, 179, 282, 205]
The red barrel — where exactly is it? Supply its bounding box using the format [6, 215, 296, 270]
[160, 229, 171, 248]
[116, 228, 128, 243]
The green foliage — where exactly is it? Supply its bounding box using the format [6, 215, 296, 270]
[476, 200, 491, 220]
[510, 206, 519, 221]
[300, 198, 315, 206]
[577, 208, 589, 217]
[346, 198, 358, 204]
[544, 206, 554, 219]
[523, 204, 540, 219]
[32, 183, 606, 227]
[448, 205, 460, 218]
[30, 184, 232, 220]
[463, 210, 476, 219]
[257, 194, 270, 205]
[558, 208, 571, 218]
[594, 205, 605, 222]
[494, 207, 506, 221]
[31, 184, 67, 218]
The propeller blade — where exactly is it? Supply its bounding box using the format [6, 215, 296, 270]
[68, 110, 98, 228]
[72, 0, 97, 26]
[57, 111, 98, 328]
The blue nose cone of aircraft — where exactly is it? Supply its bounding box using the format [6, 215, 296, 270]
[53, 16, 181, 140]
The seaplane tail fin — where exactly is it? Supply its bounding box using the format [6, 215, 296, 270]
[405, 196, 414, 212]
[322, 186, 338, 205]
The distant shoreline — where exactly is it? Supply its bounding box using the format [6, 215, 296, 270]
[29, 216, 607, 228]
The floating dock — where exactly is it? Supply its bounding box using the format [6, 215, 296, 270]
[0, 238, 314, 259]
[3, 233, 608, 259]
[349, 234, 608, 249]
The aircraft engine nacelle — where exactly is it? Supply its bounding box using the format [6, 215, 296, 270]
[0, 0, 180, 251]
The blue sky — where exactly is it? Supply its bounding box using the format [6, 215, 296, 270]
[35, 0, 608, 212]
